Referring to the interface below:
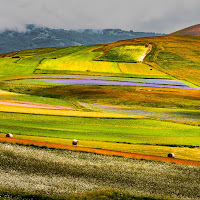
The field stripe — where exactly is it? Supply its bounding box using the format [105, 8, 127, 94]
[0, 100, 74, 110]
[1, 136, 200, 167]
[0, 104, 145, 119]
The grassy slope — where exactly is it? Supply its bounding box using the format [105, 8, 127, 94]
[0, 41, 166, 77]
[0, 35, 199, 134]
[0, 112, 199, 146]
[37, 46, 121, 73]
[0, 85, 199, 161]
[104, 35, 200, 86]
[2, 84, 199, 110]
[0, 35, 199, 85]
[96, 45, 148, 62]
[0, 32, 199, 200]
[0, 143, 199, 200]
[2, 133, 200, 161]
[0, 46, 88, 75]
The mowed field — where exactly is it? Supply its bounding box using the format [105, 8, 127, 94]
[0, 34, 200, 199]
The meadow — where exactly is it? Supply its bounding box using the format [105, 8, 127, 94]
[96, 45, 148, 62]
[0, 34, 199, 199]
[110, 35, 200, 86]
[37, 46, 121, 74]
[0, 110, 200, 161]
[0, 143, 200, 200]
[0, 111, 199, 145]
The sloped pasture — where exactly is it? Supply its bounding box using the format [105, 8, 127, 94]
[0, 143, 199, 200]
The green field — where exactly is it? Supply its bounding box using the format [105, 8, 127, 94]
[0, 35, 199, 155]
[0, 35, 199, 84]
[97, 45, 148, 62]
[0, 112, 199, 145]
[0, 34, 200, 199]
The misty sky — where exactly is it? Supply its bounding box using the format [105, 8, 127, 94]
[0, 0, 199, 34]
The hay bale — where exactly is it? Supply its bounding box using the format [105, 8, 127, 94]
[168, 153, 175, 158]
[6, 133, 13, 138]
[72, 139, 78, 145]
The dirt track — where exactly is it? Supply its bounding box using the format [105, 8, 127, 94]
[0, 136, 200, 167]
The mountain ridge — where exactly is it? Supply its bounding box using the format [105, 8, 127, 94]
[0, 24, 164, 54]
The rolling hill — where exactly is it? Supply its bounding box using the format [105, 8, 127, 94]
[171, 24, 200, 36]
[0, 26, 199, 157]
[0, 25, 200, 200]
[0, 27, 199, 86]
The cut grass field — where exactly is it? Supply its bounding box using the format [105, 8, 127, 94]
[0, 111, 199, 146]
[37, 46, 121, 74]
[1, 134, 200, 163]
[96, 45, 148, 62]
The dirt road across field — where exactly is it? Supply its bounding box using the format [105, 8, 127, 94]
[0, 136, 200, 166]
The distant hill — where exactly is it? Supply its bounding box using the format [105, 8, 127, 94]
[0, 24, 165, 54]
[0, 34, 199, 86]
[171, 24, 200, 36]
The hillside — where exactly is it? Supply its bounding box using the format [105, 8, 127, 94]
[107, 35, 200, 86]
[0, 26, 200, 200]
[0, 24, 164, 54]
[171, 24, 200, 36]
[0, 33, 199, 86]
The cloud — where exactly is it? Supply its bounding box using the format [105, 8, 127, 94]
[0, 0, 199, 33]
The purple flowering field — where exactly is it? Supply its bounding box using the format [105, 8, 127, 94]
[44, 78, 199, 90]
[40, 75, 186, 85]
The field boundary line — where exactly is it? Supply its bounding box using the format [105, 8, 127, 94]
[0, 136, 200, 167]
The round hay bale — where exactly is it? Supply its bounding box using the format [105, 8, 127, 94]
[6, 133, 13, 138]
[72, 139, 78, 145]
[168, 153, 175, 158]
